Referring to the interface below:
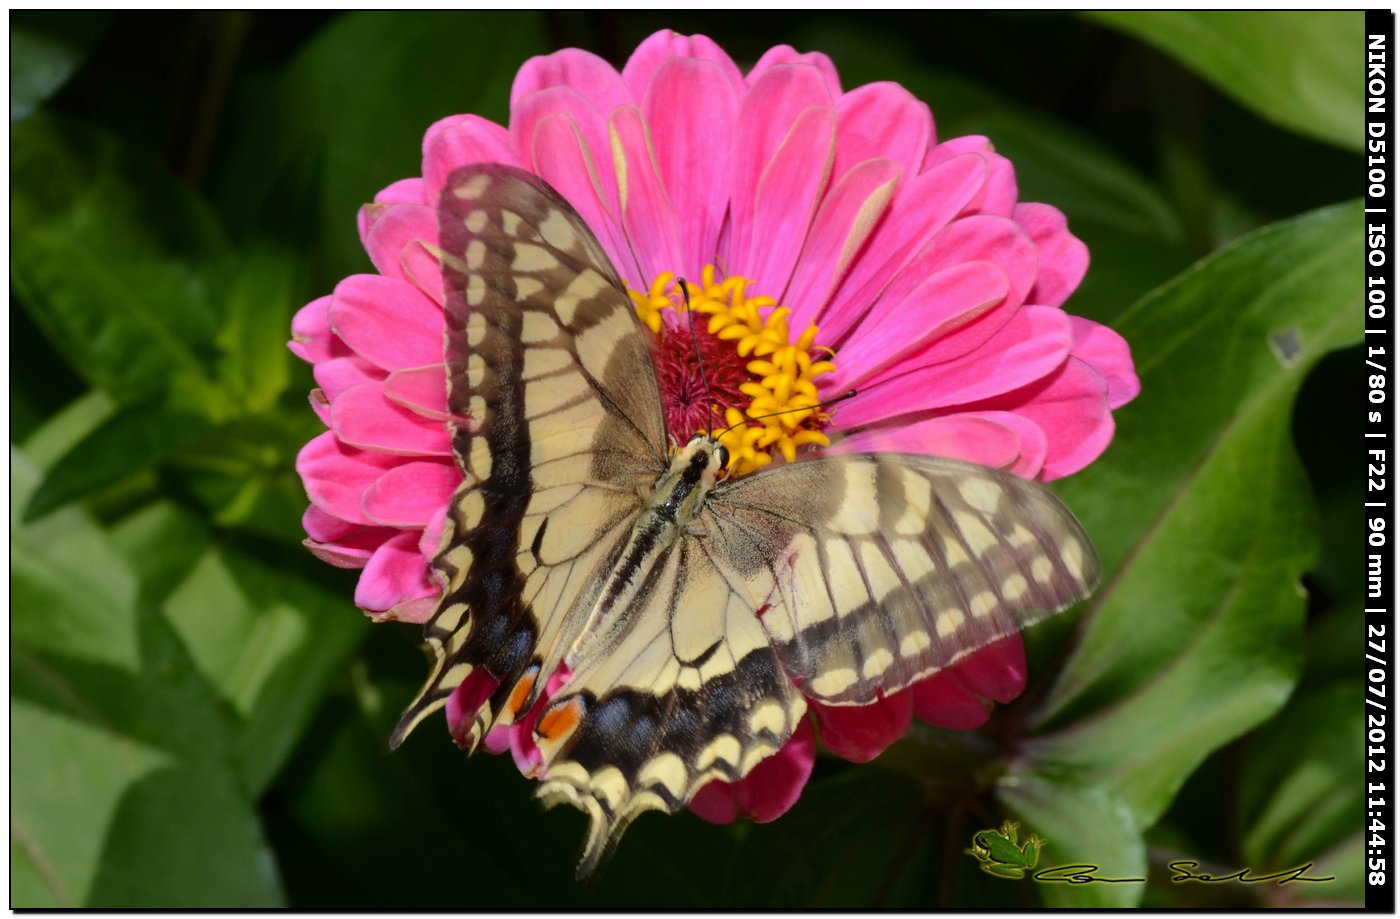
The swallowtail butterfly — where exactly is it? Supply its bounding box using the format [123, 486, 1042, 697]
[389, 164, 1099, 877]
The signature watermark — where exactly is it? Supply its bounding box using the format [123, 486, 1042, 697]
[967, 824, 1336, 887]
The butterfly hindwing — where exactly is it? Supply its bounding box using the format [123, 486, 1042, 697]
[534, 536, 806, 878]
[705, 452, 1099, 704]
[392, 165, 669, 749]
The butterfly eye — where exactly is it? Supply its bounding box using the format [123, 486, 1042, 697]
[716, 444, 730, 469]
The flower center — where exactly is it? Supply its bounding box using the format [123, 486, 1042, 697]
[629, 266, 835, 476]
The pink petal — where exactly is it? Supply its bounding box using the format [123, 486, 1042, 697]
[385, 595, 439, 624]
[302, 512, 401, 571]
[810, 689, 913, 763]
[817, 154, 990, 344]
[726, 63, 835, 273]
[297, 430, 403, 526]
[396, 240, 446, 308]
[1014, 203, 1088, 308]
[830, 259, 1009, 391]
[382, 364, 451, 419]
[859, 214, 1039, 371]
[911, 675, 992, 730]
[978, 356, 1113, 481]
[361, 203, 441, 284]
[830, 413, 1022, 471]
[303, 503, 359, 542]
[949, 634, 1028, 704]
[959, 409, 1049, 480]
[418, 504, 449, 559]
[608, 105, 682, 285]
[834, 82, 933, 181]
[746, 46, 841, 98]
[423, 114, 519, 200]
[912, 637, 1028, 731]
[313, 355, 381, 403]
[834, 306, 1073, 429]
[972, 152, 1018, 217]
[511, 84, 621, 218]
[689, 718, 817, 824]
[642, 57, 740, 272]
[377, 177, 426, 205]
[329, 382, 453, 457]
[925, 135, 1018, 217]
[447, 670, 501, 747]
[357, 179, 427, 246]
[621, 29, 744, 100]
[362, 460, 460, 527]
[308, 389, 332, 427]
[355, 530, 438, 613]
[784, 158, 901, 328]
[512, 47, 633, 113]
[522, 107, 639, 284]
[289, 296, 343, 364]
[731, 105, 836, 294]
[922, 134, 990, 170]
[308, 535, 389, 571]
[1069, 317, 1140, 409]
[329, 275, 443, 372]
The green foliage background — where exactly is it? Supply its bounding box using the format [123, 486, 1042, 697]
[11, 10, 1367, 908]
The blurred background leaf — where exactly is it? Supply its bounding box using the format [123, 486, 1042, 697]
[1086, 11, 1363, 151]
[11, 11, 110, 122]
[11, 114, 229, 410]
[213, 11, 548, 287]
[12, 448, 284, 907]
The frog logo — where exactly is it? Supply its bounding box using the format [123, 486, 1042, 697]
[967, 820, 1046, 879]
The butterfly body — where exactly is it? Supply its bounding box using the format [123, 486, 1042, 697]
[389, 164, 1100, 877]
[565, 436, 729, 672]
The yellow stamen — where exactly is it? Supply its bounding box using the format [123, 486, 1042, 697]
[628, 266, 837, 476]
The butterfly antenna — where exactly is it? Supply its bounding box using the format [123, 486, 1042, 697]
[717, 389, 858, 440]
[677, 280, 717, 433]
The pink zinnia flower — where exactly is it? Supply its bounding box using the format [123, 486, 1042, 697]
[290, 30, 1139, 828]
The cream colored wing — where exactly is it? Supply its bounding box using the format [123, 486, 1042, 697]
[391, 164, 669, 750]
[704, 453, 1099, 705]
[531, 536, 807, 879]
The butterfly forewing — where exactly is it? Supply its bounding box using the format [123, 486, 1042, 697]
[707, 453, 1099, 704]
[391, 165, 668, 749]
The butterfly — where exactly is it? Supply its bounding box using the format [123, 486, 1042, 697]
[389, 163, 1099, 878]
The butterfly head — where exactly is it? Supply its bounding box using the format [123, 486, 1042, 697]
[687, 431, 730, 473]
[647, 434, 729, 525]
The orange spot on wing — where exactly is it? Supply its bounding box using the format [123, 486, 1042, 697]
[536, 696, 585, 742]
[507, 670, 538, 717]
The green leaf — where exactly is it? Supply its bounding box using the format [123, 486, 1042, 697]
[11, 449, 283, 906]
[214, 11, 548, 285]
[11, 113, 230, 409]
[215, 243, 303, 414]
[24, 402, 211, 521]
[117, 503, 368, 794]
[11, 12, 109, 122]
[1234, 681, 1363, 904]
[998, 776, 1147, 908]
[1025, 202, 1364, 830]
[1086, 12, 1363, 151]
